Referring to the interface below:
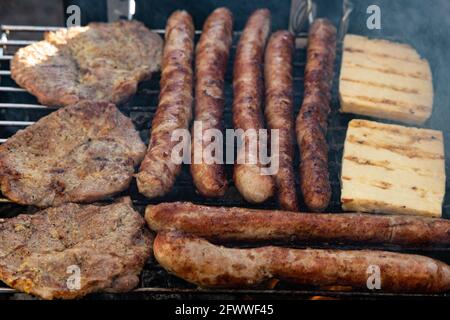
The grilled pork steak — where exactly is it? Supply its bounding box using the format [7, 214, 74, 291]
[11, 20, 163, 107]
[0, 198, 152, 300]
[0, 101, 146, 207]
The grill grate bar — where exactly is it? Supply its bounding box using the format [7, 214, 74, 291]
[0, 25, 307, 40]
[0, 103, 53, 109]
[0, 70, 11, 76]
[1, 25, 64, 32]
[0, 87, 26, 92]
[0, 40, 36, 46]
[0, 120, 35, 126]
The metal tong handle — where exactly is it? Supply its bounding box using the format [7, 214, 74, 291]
[289, 0, 316, 36]
[338, 0, 354, 42]
[289, 0, 353, 42]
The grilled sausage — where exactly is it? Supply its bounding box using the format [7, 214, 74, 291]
[146, 202, 450, 246]
[190, 8, 233, 197]
[137, 11, 195, 198]
[233, 9, 275, 203]
[264, 31, 298, 211]
[296, 19, 337, 211]
[154, 232, 450, 293]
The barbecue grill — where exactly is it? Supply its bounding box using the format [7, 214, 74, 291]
[1, 0, 450, 300]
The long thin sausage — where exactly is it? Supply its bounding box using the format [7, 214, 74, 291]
[233, 9, 275, 203]
[190, 8, 233, 197]
[264, 31, 298, 211]
[137, 11, 195, 198]
[154, 232, 450, 293]
[296, 19, 336, 211]
[145, 202, 450, 246]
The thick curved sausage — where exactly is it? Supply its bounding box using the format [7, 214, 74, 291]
[190, 7, 233, 197]
[154, 232, 450, 293]
[137, 11, 195, 198]
[296, 19, 337, 211]
[264, 31, 298, 211]
[146, 202, 450, 246]
[233, 9, 275, 203]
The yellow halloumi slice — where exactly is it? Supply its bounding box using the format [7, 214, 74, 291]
[341, 119, 445, 217]
[339, 34, 433, 124]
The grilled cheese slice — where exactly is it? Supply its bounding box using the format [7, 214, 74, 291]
[339, 34, 433, 124]
[341, 119, 445, 217]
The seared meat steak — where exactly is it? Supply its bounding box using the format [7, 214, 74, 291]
[0, 198, 152, 300]
[11, 20, 163, 107]
[0, 101, 146, 207]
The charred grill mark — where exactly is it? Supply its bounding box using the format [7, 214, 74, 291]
[343, 156, 394, 171]
[341, 94, 431, 112]
[344, 47, 428, 65]
[371, 180, 393, 190]
[344, 154, 439, 178]
[341, 198, 354, 204]
[346, 135, 444, 160]
[340, 77, 421, 95]
[346, 175, 437, 198]
[350, 121, 441, 142]
[411, 186, 428, 198]
[342, 62, 431, 81]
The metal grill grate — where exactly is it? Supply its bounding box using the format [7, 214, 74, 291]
[1, 24, 450, 300]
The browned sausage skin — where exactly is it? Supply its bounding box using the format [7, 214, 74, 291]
[296, 19, 337, 212]
[146, 202, 450, 246]
[137, 11, 195, 198]
[190, 8, 233, 197]
[154, 231, 450, 293]
[264, 31, 298, 211]
[233, 9, 275, 203]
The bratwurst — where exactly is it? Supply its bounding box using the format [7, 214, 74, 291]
[190, 7, 233, 197]
[137, 11, 195, 198]
[232, 9, 275, 203]
[146, 202, 450, 246]
[296, 19, 337, 212]
[154, 232, 450, 293]
[264, 31, 298, 211]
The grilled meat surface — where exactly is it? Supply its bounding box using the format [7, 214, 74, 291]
[137, 11, 195, 199]
[0, 101, 146, 207]
[264, 31, 298, 211]
[154, 231, 450, 293]
[146, 202, 450, 246]
[232, 9, 275, 203]
[296, 19, 337, 212]
[0, 198, 152, 300]
[190, 7, 233, 197]
[11, 20, 163, 107]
